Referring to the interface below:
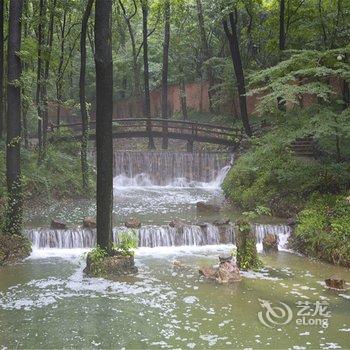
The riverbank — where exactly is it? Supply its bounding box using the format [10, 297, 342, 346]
[222, 118, 350, 267]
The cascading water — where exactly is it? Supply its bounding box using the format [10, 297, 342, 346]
[113, 151, 232, 187]
[25, 224, 291, 250]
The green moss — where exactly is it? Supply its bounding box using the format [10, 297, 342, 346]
[235, 219, 263, 271]
[292, 195, 350, 267]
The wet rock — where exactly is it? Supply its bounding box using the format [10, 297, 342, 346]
[219, 254, 233, 263]
[262, 234, 278, 253]
[287, 217, 297, 227]
[199, 266, 217, 279]
[169, 219, 186, 229]
[196, 201, 220, 213]
[216, 261, 241, 284]
[50, 219, 67, 230]
[213, 218, 230, 226]
[325, 275, 345, 290]
[199, 256, 241, 284]
[84, 253, 138, 277]
[125, 217, 141, 229]
[83, 217, 96, 229]
[197, 222, 208, 229]
[346, 196, 350, 205]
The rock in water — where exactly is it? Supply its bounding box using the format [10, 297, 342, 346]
[325, 275, 345, 290]
[169, 219, 186, 228]
[84, 254, 138, 277]
[199, 266, 217, 279]
[216, 261, 241, 284]
[262, 234, 278, 253]
[219, 254, 233, 263]
[199, 256, 241, 284]
[50, 219, 67, 230]
[83, 217, 96, 229]
[125, 217, 141, 229]
[196, 201, 220, 213]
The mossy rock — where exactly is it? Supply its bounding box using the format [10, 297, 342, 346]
[84, 252, 138, 278]
[0, 234, 32, 266]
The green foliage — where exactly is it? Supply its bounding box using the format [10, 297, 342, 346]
[222, 111, 350, 217]
[0, 234, 32, 266]
[0, 139, 95, 202]
[113, 230, 138, 256]
[86, 245, 109, 276]
[292, 195, 350, 267]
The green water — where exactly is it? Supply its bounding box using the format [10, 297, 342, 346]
[1, 247, 349, 349]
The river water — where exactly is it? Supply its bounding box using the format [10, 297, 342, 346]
[1, 151, 349, 349]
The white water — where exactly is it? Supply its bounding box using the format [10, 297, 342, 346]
[113, 151, 232, 188]
[25, 224, 291, 250]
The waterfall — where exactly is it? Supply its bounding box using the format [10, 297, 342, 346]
[113, 151, 232, 187]
[25, 224, 291, 250]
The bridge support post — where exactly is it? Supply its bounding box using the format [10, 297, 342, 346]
[187, 139, 194, 152]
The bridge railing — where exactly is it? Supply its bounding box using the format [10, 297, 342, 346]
[49, 118, 241, 144]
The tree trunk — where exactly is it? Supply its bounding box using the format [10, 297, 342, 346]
[42, 0, 57, 155]
[141, 0, 155, 149]
[195, 0, 214, 112]
[56, 7, 67, 125]
[0, 0, 4, 139]
[277, 0, 286, 111]
[36, 0, 45, 155]
[6, 0, 23, 235]
[80, 0, 94, 190]
[222, 12, 252, 137]
[161, 0, 170, 150]
[95, 0, 113, 252]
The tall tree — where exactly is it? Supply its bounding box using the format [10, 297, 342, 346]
[0, 0, 4, 139]
[42, 0, 57, 154]
[95, 0, 113, 251]
[195, 0, 214, 112]
[6, 0, 24, 235]
[222, 11, 252, 137]
[141, 0, 155, 149]
[36, 0, 46, 155]
[80, 0, 94, 190]
[161, 0, 170, 150]
[279, 0, 286, 52]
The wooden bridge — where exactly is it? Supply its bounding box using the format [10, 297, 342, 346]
[50, 118, 241, 150]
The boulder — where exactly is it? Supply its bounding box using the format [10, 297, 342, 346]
[199, 256, 241, 284]
[125, 217, 141, 229]
[196, 201, 220, 213]
[346, 196, 350, 205]
[287, 217, 297, 227]
[199, 266, 217, 279]
[50, 219, 67, 230]
[83, 217, 96, 229]
[216, 261, 241, 284]
[325, 275, 345, 290]
[84, 253, 138, 277]
[169, 219, 186, 229]
[262, 234, 278, 253]
[213, 218, 230, 226]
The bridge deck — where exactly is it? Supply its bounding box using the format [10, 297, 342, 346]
[50, 118, 241, 146]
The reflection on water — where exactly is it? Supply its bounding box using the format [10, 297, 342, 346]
[0, 247, 349, 349]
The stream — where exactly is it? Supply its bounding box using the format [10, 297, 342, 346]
[1, 151, 349, 349]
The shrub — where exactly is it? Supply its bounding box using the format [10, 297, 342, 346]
[114, 230, 138, 256]
[292, 195, 350, 267]
[222, 120, 350, 217]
